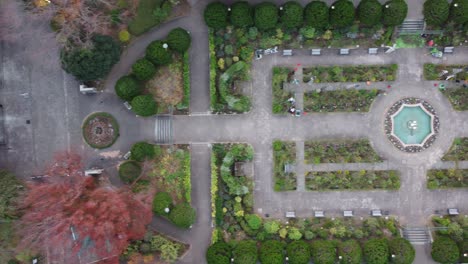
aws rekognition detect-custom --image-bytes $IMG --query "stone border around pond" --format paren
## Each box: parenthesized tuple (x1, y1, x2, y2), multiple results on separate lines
(384, 98, 440, 153)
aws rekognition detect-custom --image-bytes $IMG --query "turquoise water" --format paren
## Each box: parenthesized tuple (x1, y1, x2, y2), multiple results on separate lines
(393, 106, 432, 145)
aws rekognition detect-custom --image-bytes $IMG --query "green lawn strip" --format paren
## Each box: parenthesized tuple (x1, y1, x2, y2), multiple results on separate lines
(306, 170, 400, 191)
(442, 138, 468, 161)
(423, 64, 468, 80)
(304, 139, 383, 164)
(304, 89, 380, 112)
(272, 67, 294, 114)
(273, 140, 296, 191)
(302, 64, 398, 83)
(427, 169, 468, 189)
(441, 88, 468, 111)
(176, 51, 190, 110)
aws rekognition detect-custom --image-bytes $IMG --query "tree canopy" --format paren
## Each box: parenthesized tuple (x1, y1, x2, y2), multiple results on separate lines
(304, 1, 329, 29)
(329, 0, 356, 28)
(382, 0, 408, 26)
(358, 0, 383, 26)
(204, 2, 229, 29)
(254, 2, 279, 30)
(280, 1, 304, 28)
(230, 1, 254, 27)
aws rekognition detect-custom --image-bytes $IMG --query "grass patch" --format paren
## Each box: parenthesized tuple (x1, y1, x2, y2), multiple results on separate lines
(273, 140, 296, 191)
(395, 35, 425, 48)
(128, 0, 173, 36)
(306, 170, 400, 191)
(427, 169, 468, 189)
(423, 64, 468, 80)
(441, 87, 468, 111)
(304, 89, 380, 112)
(176, 51, 190, 111)
(442, 138, 468, 161)
(0, 222, 17, 263)
(82, 112, 119, 149)
(272, 67, 294, 114)
(305, 139, 383, 164)
(303, 64, 398, 83)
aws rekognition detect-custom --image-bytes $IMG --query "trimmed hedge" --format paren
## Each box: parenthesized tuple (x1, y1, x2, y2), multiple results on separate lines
(260, 240, 285, 264)
(364, 238, 389, 264)
(358, 0, 382, 26)
(115, 75, 142, 101)
(450, 0, 468, 24)
(130, 141, 155, 162)
(338, 240, 362, 264)
(382, 0, 408, 26)
(281, 1, 304, 29)
(424, 0, 450, 26)
(206, 242, 232, 264)
(254, 2, 279, 30)
(245, 214, 262, 230)
(388, 238, 415, 264)
(431, 236, 459, 264)
(304, 1, 329, 29)
(311, 240, 336, 264)
(329, 0, 355, 28)
(232, 240, 257, 264)
(152, 192, 173, 216)
(218, 61, 251, 112)
(204, 2, 229, 29)
(132, 58, 156, 81)
(145, 40, 173, 65)
(230, 1, 254, 27)
(287, 240, 311, 264)
(167, 28, 192, 53)
(118, 161, 142, 183)
(168, 203, 196, 228)
(131, 95, 158, 117)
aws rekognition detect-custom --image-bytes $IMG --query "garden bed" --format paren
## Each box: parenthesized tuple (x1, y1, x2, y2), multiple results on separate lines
(304, 89, 380, 112)
(306, 170, 400, 191)
(440, 87, 468, 111)
(273, 140, 296, 191)
(424, 64, 468, 81)
(272, 67, 294, 114)
(427, 169, 468, 189)
(303, 65, 398, 83)
(430, 215, 467, 264)
(304, 139, 382, 164)
(82, 112, 119, 149)
(442, 138, 468, 161)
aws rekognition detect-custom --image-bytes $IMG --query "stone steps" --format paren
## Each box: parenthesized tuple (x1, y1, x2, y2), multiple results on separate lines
(155, 115, 173, 144)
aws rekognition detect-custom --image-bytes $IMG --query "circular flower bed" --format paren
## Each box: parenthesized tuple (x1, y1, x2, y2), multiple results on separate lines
(82, 112, 119, 149)
(384, 98, 439, 152)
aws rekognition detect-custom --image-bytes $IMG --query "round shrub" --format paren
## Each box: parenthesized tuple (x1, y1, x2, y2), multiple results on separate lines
(207, 242, 231, 264)
(287, 240, 311, 264)
(130, 141, 155, 162)
(363, 238, 389, 264)
(132, 58, 156, 81)
(230, 1, 254, 27)
(388, 238, 415, 264)
(280, 1, 304, 29)
(118, 161, 141, 183)
(260, 240, 284, 264)
(358, 0, 382, 26)
(204, 2, 228, 29)
(232, 240, 257, 264)
(382, 0, 408, 26)
(131, 95, 158, 117)
(115, 75, 141, 101)
(329, 0, 355, 28)
(431, 236, 459, 264)
(145, 40, 173, 65)
(264, 220, 280, 234)
(423, 0, 449, 26)
(245, 214, 262, 230)
(118, 30, 130, 42)
(304, 1, 329, 29)
(167, 27, 191, 53)
(152, 192, 173, 215)
(288, 227, 303, 240)
(311, 240, 336, 264)
(254, 2, 279, 30)
(169, 203, 196, 228)
(338, 240, 362, 264)
(450, 0, 468, 24)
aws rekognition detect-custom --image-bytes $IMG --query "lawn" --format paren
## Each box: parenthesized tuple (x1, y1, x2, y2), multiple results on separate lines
(273, 140, 296, 191)
(306, 170, 400, 191)
(302, 65, 398, 83)
(304, 89, 380, 112)
(305, 139, 383, 164)
(427, 169, 468, 189)
(442, 138, 468, 161)
(272, 67, 294, 114)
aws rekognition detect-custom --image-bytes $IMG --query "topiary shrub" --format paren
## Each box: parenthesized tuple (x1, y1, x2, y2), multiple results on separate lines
(311, 240, 336, 264)
(245, 214, 262, 230)
(131, 95, 158, 117)
(338, 240, 362, 264)
(152, 192, 173, 215)
(280, 1, 304, 29)
(254, 2, 279, 30)
(145, 40, 173, 65)
(118, 29, 130, 43)
(363, 238, 389, 264)
(130, 141, 155, 161)
(167, 27, 192, 53)
(218, 61, 251, 112)
(329, 0, 355, 28)
(450, 0, 468, 24)
(115, 75, 142, 101)
(118, 161, 142, 183)
(232, 240, 257, 264)
(304, 1, 329, 29)
(169, 203, 196, 228)
(260, 240, 285, 264)
(431, 236, 459, 264)
(264, 220, 281, 234)
(382, 0, 408, 26)
(388, 238, 415, 264)
(423, 0, 449, 26)
(206, 242, 232, 264)
(204, 2, 229, 29)
(287, 240, 311, 264)
(132, 58, 156, 81)
(230, 1, 254, 27)
(358, 0, 382, 26)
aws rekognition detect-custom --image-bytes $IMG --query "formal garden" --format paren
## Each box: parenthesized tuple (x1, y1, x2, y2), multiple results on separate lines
(115, 27, 191, 115)
(427, 169, 468, 189)
(304, 89, 382, 112)
(304, 139, 383, 164)
(273, 140, 297, 191)
(302, 64, 398, 83)
(443, 137, 468, 161)
(430, 215, 468, 264)
(118, 142, 195, 229)
(306, 170, 401, 191)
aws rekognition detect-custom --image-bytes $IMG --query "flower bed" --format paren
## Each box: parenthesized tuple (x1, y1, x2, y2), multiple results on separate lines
(273, 140, 296, 191)
(82, 112, 119, 149)
(306, 170, 400, 191)
(441, 87, 468, 111)
(442, 138, 468, 161)
(303, 64, 398, 83)
(423, 64, 468, 80)
(430, 215, 466, 263)
(304, 89, 380, 112)
(304, 139, 382, 164)
(427, 169, 468, 189)
(272, 67, 295, 114)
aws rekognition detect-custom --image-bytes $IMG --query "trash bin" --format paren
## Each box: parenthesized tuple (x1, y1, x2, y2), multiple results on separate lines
(439, 84, 446, 90)
(295, 110, 302, 117)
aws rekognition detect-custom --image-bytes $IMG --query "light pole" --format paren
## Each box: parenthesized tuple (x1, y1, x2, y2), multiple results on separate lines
(454, 3, 458, 7)
(163, 43, 169, 50)
(331, 5, 335, 9)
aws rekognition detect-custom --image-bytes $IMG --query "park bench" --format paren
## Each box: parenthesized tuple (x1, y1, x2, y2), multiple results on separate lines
(311, 49, 321, 56)
(339, 49, 350, 55)
(283, 49, 293, 56)
(443, 46, 454, 54)
(368, 48, 378, 55)
(314, 211, 325, 218)
(84, 168, 103, 176)
(371, 209, 382, 217)
(286, 211, 296, 218)
(123, 151, 131, 160)
(448, 208, 459, 216)
(343, 210, 353, 217)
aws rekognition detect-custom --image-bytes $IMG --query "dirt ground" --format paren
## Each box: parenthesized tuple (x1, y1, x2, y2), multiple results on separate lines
(146, 56, 184, 107)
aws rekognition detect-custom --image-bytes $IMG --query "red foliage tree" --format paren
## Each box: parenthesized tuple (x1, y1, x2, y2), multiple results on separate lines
(17, 152, 152, 263)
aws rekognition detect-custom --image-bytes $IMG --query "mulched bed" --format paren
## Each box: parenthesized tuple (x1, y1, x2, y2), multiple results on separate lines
(82, 112, 119, 149)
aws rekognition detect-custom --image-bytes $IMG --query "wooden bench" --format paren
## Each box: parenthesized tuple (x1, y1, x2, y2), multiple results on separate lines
(311, 49, 321, 56)
(339, 49, 350, 55)
(443, 46, 454, 54)
(343, 210, 353, 217)
(368, 48, 378, 55)
(283, 49, 293, 56)
(314, 211, 325, 218)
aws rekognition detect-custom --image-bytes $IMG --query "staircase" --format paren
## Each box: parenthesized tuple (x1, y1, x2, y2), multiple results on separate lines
(402, 227, 431, 245)
(397, 19, 425, 35)
(155, 115, 173, 144)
